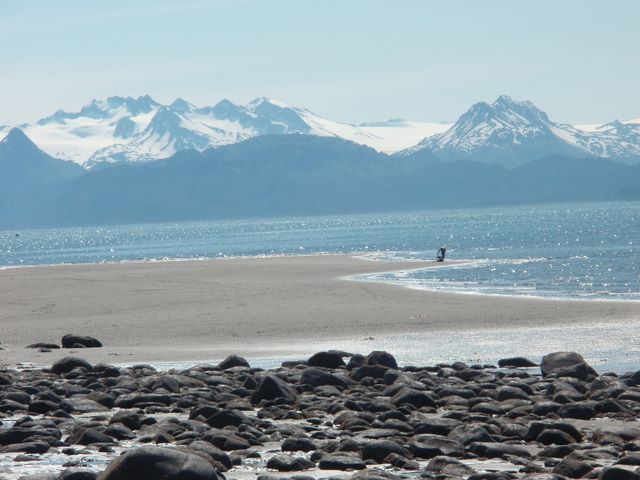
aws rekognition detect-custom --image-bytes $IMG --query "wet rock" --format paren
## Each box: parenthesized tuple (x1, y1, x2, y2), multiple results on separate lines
(498, 357, 537, 368)
(51, 357, 92, 375)
(58, 469, 99, 480)
(552, 456, 594, 478)
(0, 441, 50, 454)
(300, 368, 350, 388)
(97, 445, 219, 480)
(598, 466, 640, 480)
(391, 387, 436, 409)
(362, 440, 410, 463)
(365, 351, 398, 369)
(61, 334, 102, 348)
(536, 429, 577, 446)
(187, 440, 233, 470)
(468, 441, 532, 459)
(109, 411, 141, 431)
(266, 455, 315, 471)
(282, 437, 317, 452)
(218, 355, 250, 370)
(318, 454, 366, 470)
(206, 409, 251, 428)
(251, 375, 297, 405)
(541, 352, 597, 380)
(424, 455, 474, 476)
(385, 453, 419, 470)
(351, 365, 388, 381)
(67, 427, 115, 446)
(308, 351, 346, 369)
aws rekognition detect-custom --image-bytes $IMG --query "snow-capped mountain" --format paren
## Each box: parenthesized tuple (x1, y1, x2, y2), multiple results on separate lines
(0, 96, 448, 167)
(402, 95, 640, 167)
(1, 94, 638, 168)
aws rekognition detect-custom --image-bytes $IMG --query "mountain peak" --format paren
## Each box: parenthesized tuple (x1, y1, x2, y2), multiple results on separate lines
(170, 98, 193, 113)
(493, 94, 516, 106)
(2, 127, 35, 147)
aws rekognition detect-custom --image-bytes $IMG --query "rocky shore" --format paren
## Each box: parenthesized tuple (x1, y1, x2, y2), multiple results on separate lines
(2, 349, 640, 480)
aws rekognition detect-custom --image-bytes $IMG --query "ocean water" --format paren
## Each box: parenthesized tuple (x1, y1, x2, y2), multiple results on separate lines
(1, 201, 639, 301)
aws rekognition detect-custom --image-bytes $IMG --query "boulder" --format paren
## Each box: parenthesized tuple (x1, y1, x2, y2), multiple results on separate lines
(365, 351, 398, 369)
(498, 357, 537, 368)
(250, 375, 297, 405)
(540, 352, 597, 380)
(552, 457, 593, 478)
(281, 437, 317, 452)
(308, 351, 346, 369)
(599, 466, 640, 480)
(58, 469, 99, 480)
(61, 334, 102, 348)
(362, 440, 410, 463)
(266, 455, 315, 472)
(300, 368, 350, 388)
(97, 446, 219, 480)
(318, 454, 366, 470)
(217, 355, 250, 370)
(391, 387, 436, 408)
(50, 357, 92, 375)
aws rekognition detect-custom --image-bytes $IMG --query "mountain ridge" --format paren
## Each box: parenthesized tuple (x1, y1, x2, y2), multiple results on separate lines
(0, 95, 639, 169)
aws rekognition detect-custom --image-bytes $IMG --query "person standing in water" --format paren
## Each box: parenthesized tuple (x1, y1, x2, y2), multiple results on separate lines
(436, 246, 446, 262)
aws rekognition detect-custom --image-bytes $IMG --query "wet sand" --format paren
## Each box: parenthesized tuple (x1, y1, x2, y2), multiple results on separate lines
(0, 255, 638, 366)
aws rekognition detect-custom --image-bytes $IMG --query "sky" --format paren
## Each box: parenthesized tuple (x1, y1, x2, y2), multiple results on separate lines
(1, 0, 639, 126)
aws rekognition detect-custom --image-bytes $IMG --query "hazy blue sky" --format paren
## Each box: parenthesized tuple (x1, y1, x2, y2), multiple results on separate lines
(1, 0, 638, 125)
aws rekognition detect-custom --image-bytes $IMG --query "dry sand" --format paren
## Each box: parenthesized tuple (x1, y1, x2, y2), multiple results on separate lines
(0, 255, 638, 366)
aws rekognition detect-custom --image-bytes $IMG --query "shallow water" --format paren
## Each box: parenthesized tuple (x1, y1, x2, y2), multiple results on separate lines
(1, 201, 638, 301)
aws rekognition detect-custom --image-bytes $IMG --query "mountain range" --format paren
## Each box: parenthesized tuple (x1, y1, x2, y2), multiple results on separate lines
(1, 94, 639, 228)
(1, 95, 639, 169)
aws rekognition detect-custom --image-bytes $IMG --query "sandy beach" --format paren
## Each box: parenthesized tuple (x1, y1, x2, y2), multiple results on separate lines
(1, 254, 638, 367)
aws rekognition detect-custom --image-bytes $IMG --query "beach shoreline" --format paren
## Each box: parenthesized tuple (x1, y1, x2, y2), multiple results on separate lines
(1, 254, 638, 368)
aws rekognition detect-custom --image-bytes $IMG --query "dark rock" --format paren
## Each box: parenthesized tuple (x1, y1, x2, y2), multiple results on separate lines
(250, 375, 297, 405)
(391, 387, 436, 408)
(498, 357, 537, 368)
(67, 428, 114, 446)
(97, 445, 218, 480)
(468, 441, 532, 459)
(536, 429, 577, 446)
(425, 455, 474, 476)
(300, 368, 350, 388)
(308, 351, 346, 369)
(557, 402, 596, 420)
(206, 409, 251, 428)
(540, 352, 597, 380)
(187, 440, 233, 470)
(217, 355, 250, 370)
(26, 342, 60, 349)
(347, 354, 366, 370)
(58, 469, 99, 480)
(266, 455, 315, 472)
(362, 440, 410, 463)
(281, 437, 317, 452)
(385, 453, 419, 470)
(552, 457, 593, 478)
(599, 466, 640, 480)
(61, 334, 102, 348)
(351, 365, 388, 381)
(617, 455, 640, 466)
(109, 411, 141, 431)
(318, 454, 366, 470)
(365, 351, 398, 369)
(0, 441, 49, 454)
(51, 357, 92, 375)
